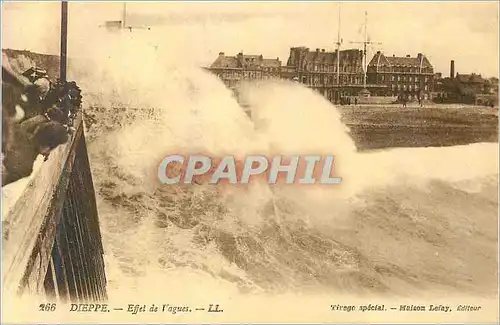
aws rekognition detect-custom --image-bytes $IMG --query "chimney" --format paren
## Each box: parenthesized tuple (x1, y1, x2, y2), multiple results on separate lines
(450, 60, 455, 79)
(417, 53, 423, 61)
(219, 52, 225, 56)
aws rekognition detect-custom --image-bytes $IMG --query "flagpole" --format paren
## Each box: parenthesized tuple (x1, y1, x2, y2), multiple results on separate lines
(122, 2, 127, 29)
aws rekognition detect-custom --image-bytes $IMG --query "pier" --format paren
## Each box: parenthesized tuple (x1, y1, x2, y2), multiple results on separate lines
(2, 1, 107, 303)
(2, 112, 108, 302)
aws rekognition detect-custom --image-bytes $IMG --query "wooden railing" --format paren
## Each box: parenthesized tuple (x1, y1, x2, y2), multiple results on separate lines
(2, 113, 107, 302)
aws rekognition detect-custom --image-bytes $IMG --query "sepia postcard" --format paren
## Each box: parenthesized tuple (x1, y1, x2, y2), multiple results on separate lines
(1, 1, 499, 324)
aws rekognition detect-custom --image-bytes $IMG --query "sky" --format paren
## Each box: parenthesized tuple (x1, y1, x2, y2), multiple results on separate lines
(1, 1, 499, 78)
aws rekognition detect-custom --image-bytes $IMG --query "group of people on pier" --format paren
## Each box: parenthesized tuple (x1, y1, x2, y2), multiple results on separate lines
(2, 58, 82, 186)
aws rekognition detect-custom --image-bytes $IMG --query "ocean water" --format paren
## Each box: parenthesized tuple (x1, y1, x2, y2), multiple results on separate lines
(68, 31, 498, 302)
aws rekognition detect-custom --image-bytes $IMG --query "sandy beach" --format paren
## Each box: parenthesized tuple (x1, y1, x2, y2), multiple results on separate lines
(341, 104, 498, 150)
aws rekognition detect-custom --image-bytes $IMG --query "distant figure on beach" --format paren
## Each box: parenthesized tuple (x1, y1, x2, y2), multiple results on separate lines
(354, 97, 358, 105)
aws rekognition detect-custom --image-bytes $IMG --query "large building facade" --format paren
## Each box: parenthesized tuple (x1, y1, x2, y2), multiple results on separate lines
(208, 52, 281, 89)
(284, 47, 370, 103)
(366, 51, 435, 99)
(208, 47, 389, 104)
(207, 48, 436, 104)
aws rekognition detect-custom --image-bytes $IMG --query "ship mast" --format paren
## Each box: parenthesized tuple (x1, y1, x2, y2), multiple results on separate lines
(336, 3, 342, 87)
(363, 11, 367, 89)
(350, 11, 382, 90)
